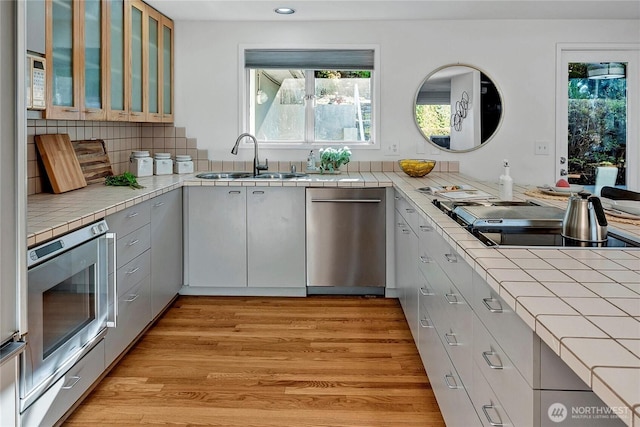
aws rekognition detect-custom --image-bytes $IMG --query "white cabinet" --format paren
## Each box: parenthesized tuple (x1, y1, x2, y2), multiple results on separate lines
(185, 186, 306, 292)
(105, 203, 152, 366)
(150, 189, 183, 317)
(20, 341, 105, 427)
(186, 187, 247, 287)
(395, 189, 626, 427)
(247, 187, 305, 287)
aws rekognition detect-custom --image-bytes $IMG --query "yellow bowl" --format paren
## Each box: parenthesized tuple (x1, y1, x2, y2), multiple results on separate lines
(398, 159, 436, 177)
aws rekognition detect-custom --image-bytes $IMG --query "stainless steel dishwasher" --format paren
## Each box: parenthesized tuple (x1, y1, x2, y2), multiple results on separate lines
(306, 188, 386, 295)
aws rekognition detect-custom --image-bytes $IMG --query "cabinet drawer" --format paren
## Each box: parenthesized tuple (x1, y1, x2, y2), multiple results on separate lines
(117, 250, 150, 297)
(473, 318, 533, 426)
(394, 191, 419, 233)
(105, 277, 151, 365)
(471, 361, 515, 427)
(21, 341, 105, 427)
(418, 302, 479, 427)
(107, 203, 150, 237)
(116, 224, 151, 268)
(421, 224, 473, 301)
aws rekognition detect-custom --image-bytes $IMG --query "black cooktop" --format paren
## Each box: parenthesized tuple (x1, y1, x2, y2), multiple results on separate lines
(473, 227, 640, 248)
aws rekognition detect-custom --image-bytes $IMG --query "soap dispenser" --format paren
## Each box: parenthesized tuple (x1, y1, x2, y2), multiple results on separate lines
(499, 159, 513, 201)
(307, 150, 317, 171)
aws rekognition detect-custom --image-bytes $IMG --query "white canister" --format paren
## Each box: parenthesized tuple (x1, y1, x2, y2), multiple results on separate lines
(129, 151, 153, 177)
(154, 153, 173, 175)
(174, 155, 194, 174)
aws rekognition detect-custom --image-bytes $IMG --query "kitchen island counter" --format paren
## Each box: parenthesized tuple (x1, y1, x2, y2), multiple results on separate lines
(27, 171, 640, 425)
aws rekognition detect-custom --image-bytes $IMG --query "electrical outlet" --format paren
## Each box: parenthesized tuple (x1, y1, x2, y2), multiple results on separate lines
(384, 142, 399, 156)
(535, 141, 550, 155)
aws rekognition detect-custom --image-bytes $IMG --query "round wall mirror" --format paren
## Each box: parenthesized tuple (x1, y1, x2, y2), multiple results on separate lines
(414, 64, 503, 152)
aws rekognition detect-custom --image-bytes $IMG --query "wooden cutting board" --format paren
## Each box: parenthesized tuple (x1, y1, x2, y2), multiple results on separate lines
(35, 134, 87, 193)
(72, 139, 114, 184)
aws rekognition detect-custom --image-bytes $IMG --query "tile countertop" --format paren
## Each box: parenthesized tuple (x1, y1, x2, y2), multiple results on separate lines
(388, 172, 640, 427)
(28, 171, 640, 425)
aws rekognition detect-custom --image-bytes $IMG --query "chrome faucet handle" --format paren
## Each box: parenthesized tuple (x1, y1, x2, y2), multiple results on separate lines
(290, 164, 296, 173)
(256, 158, 269, 171)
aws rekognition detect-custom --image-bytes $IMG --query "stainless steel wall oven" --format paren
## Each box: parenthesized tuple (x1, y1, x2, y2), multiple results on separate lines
(21, 220, 116, 411)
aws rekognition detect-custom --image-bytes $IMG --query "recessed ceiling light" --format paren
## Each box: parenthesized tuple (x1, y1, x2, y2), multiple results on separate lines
(274, 7, 295, 15)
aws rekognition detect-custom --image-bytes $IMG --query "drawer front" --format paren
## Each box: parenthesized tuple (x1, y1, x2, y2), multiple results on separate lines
(394, 191, 419, 233)
(418, 302, 480, 427)
(471, 270, 537, 387)
(116, 224, 151, 268)
(105, 277, 151, 366)
(471, 361, 515, 427)
(21, 341, 105, 427)
(106, 203, 151, 237)
(116, 250, 151, 297)
(473, 318, 534, 426)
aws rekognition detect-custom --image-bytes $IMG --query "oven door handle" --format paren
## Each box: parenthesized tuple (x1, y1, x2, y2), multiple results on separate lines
(106, 232, 118, 328)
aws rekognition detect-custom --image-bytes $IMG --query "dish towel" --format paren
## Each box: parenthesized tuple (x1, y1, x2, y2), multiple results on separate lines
(594, 166, 617, 196)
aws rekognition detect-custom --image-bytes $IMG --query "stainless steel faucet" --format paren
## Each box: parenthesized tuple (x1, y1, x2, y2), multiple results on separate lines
(230, 133, 268, 176)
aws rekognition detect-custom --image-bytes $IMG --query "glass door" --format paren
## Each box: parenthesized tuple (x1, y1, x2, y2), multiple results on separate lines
(107, 0, 128, 120)
(129, 0, 145, 121)
(46, 0, 81, 120)
(82, 0, 105, 120)
(557, 48, 639, 193)
(147, 8, 162, 122)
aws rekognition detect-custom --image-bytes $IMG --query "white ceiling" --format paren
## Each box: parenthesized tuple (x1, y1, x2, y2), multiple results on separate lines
(146, 0, 640, 21)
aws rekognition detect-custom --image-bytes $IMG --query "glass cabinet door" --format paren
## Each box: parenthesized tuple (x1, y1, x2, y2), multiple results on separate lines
(147, 8, 162, 122)
(161, 17, 173, 122)
(107, 0, 128, 120)
(82, 0, 105, 120)
(129, 0, 145, 121)
(46, 0, 80, 119)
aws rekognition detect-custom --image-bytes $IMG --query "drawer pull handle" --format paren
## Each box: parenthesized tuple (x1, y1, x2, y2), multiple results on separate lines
(419, 225, 433, 232)
(419, 287, 434, 296)
(444, 293, 462, 304)
(444, 253, 458, 263)
(126, 267, 140, 275)
(482, 404, 504, 426)
(444, 374, 462, 389)
(482, 350, 504, 370)
(402, 229, 411, 234)
(63, 108, 79, 113)
(127, 239, 140, 246)
(419, 255, 432, 264)
(61, 376, 81, 390)
(419, 317, 434, 328)
(405, 208, 415, 213)
(153, 202, 165, 207)
(444, 332, 459, 346)
(124, 294, 139, 303)
(394, 196, 400, 200)
(397, 222, 406, 227)
(229, 190, 242, 195)
(126, 212, 139, 218)
(253, 190, 265, 195)
(482, 297, 503, 313)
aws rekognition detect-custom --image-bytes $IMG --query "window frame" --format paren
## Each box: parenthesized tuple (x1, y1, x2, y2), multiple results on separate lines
(238, 44, 380, 150)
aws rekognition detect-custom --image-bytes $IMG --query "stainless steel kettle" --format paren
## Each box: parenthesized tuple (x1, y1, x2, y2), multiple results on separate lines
(562, 193, 608, 242)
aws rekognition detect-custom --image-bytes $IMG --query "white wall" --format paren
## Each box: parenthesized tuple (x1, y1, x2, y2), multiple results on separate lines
(173, 18, 639, 185)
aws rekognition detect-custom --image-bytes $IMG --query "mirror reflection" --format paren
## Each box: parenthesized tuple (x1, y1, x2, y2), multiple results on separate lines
(414, 65, 503, 152)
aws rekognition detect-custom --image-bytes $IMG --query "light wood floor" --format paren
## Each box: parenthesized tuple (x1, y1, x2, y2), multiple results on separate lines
(65, 296, 446, 427)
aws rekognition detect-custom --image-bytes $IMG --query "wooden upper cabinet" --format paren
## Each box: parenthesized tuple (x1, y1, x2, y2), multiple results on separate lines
(45, 0, 173, 123)
(160, 16, 174, 122)
(45, 0, 107, 120)
(106, 0, 129, 121)
(128, 0, 146, 122)
(146, 6, 163, 122)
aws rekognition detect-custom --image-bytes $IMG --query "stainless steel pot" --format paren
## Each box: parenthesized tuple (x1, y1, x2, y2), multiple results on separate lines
(562, 193, 608, 242)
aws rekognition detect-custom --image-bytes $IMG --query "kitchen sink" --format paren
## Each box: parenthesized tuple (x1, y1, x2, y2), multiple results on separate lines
(253, 172, 309, 179)
(195, 172, 253, 179)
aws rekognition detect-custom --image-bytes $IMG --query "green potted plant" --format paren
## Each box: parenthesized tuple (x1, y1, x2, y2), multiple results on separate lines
(319, 146, 351, 173)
